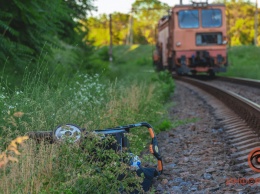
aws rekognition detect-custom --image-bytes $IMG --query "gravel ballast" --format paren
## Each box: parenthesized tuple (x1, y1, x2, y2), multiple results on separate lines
(152, 81, 259, 194)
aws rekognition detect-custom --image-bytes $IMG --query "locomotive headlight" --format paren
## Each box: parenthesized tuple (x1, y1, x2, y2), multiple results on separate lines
(176, 42, 181, 46)
(222, 36, 228, 44)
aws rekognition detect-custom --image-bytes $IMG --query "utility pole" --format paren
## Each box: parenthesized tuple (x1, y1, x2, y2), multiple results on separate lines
(109, 14, 113, 62)
(254, 0, 258, 46)
(130, 12, 133, 45)
(127, 12, 131, 45)
(127, 9, 134, 45)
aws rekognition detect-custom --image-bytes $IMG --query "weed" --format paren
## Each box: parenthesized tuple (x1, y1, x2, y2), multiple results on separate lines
(157, 119, 172, 131)
(0, 136, 28, 168)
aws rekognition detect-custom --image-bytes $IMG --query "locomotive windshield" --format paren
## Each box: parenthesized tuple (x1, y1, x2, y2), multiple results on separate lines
(178, 9, 222, 28)
(202, 9, 222, 27)
(178, 10, 199, 28)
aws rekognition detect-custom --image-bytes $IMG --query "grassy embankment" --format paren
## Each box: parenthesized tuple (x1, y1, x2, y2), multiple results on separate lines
(222, 46, 260, 80)
(0, 45, 175, 193)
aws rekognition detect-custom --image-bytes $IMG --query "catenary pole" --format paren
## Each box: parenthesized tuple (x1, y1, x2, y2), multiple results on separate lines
(255, 0, 258, 46)
(109, 14, 113, 62)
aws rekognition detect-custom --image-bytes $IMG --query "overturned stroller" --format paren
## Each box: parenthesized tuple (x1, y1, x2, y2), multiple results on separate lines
(28, 122, 163, 193)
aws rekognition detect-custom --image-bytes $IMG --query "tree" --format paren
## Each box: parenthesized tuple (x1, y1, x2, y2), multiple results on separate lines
(131, 0, 170, 44)
(86, 14, 110, 46)
(58, 0, 96, 44)
(0, 0, 66, 69)
(86, 13, 129, 46)
(86, 0, 170, 46)
(0, 0, 95, 85)
(224, 0, 259, 45)
(111, 12, 129, 44)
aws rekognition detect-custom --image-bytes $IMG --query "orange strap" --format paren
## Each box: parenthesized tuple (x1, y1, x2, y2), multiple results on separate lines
(148, 128, 155, 138)
(158, 160, 163, 171)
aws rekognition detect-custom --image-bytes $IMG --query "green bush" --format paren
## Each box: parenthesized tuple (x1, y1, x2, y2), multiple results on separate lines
(152, 71, 175, 102)
(157, 119, 172, 131)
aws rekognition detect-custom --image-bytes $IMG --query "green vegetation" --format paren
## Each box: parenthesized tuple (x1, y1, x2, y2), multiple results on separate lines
(0, 1, 175, 191)
(0, 0, 95, 88)
(221, 46, 260, 79)
(225, 0, 259, 46)
(0, 44, 175, 193)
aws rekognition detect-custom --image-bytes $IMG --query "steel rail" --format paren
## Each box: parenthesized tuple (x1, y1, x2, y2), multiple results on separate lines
(216, 76, 260, 89)
(173, 75, 260, 136)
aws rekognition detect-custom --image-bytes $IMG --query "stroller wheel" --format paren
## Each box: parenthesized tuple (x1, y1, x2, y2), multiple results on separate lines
(54, 124, 82, 143)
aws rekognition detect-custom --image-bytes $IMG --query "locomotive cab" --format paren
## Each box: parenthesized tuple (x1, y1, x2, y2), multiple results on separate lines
(155, 2, 228, 76)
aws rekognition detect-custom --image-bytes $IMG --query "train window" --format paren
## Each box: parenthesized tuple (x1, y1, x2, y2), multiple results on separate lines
(178, 10, 199, 28)
(201, 9, 222, 28)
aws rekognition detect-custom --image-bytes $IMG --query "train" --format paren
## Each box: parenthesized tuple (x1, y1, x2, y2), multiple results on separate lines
(153, 1, 228, 76)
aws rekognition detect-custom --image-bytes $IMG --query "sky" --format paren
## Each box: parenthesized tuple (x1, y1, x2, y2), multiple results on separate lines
(92, 0, 207, 16)
(92, 0, 260, 16)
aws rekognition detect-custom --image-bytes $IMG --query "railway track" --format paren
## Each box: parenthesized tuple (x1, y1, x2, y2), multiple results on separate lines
(173, 75, 260, 179)
(217, 76, 260, 89)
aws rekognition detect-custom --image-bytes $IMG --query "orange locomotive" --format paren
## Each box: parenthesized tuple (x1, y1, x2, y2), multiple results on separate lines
(153, 2, 228, 76)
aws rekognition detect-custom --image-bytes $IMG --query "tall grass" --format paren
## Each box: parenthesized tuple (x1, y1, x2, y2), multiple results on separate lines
(221, 46, 260, 80)
(0, 137, 144, 194)
(0, 45, 175, 193)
